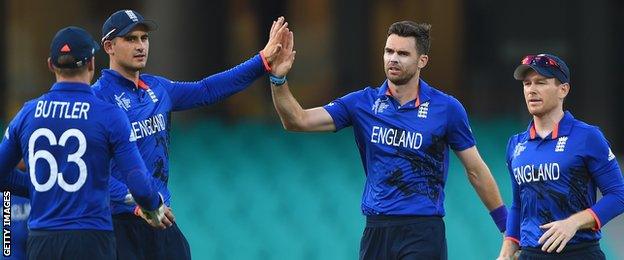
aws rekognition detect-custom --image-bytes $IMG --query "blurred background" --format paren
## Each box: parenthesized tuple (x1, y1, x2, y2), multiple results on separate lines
(2, 0, 623, 259)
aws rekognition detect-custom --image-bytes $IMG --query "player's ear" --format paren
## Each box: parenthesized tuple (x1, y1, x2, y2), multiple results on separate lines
(47, 57, 55, 73)
(103, 39, 114, 55)
(418, 54, 429, 69)
(88, 57, 95, 72)
(559, 82, 570, 100)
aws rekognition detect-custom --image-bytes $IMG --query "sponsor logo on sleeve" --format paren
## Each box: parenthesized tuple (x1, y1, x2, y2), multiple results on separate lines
(608, 148, 616, 161)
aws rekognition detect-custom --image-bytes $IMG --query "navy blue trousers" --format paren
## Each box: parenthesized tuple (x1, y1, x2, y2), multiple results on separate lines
(113, 213, 191, 260)
(27, 230, 115, 260)
(360, 215, 447, 260)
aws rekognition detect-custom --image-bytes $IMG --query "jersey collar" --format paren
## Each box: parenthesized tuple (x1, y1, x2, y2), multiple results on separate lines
(101, 69, 151, 90)
(525, 111, 575, 140)
(377, 78, 432, 108)
(50, 82, 94, 94)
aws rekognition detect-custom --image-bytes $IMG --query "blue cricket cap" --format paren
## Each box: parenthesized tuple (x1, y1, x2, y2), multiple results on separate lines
(513, 54, 570, 84)
(50, 26, 99, 69)
(101, 10, 157, 43)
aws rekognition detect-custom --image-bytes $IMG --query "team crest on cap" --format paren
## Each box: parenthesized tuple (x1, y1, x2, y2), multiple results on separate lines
(125, 10, 139, 22)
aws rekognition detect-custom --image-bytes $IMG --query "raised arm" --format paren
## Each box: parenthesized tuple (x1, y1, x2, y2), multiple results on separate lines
(268, 28, 336, 132)
(163, 17, 292, 111)
(271, 84, 335, 132)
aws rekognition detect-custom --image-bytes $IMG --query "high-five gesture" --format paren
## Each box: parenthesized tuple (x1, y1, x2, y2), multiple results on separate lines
(261, 17, 290, 67)
(271, 28, 296, 77)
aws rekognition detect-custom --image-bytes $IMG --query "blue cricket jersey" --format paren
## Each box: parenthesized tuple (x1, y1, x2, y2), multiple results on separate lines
(323, 79, 476, 216)
(0, 82, 160, 231)
(91, 54, 266, 214)
(505, 111, 624, 247)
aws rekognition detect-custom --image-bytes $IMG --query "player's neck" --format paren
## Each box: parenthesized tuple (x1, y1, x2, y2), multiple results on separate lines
(110, 63, 141, 87)
(55, 75, 91, 85)
(388, 74, 420, 106)
(532, 108, 564, 138)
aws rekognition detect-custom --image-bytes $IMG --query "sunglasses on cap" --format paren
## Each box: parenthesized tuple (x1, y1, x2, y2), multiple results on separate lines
(520, 55, 565, 75)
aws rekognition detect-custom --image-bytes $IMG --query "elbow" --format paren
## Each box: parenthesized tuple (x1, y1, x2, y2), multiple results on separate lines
(280, 115, 307, 132)
(282, 121, 304, 132)
(466, 169, 480, 183)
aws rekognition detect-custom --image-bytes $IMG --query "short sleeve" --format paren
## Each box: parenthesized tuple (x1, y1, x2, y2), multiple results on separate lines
(322, 89, 365, 131)
(445, 97, 476, 151)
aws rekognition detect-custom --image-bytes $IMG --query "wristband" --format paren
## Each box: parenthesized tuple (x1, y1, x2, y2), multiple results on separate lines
(490, 205, 508, 233)
(259, 52, 271, 72)
(269, 74, 287, 86)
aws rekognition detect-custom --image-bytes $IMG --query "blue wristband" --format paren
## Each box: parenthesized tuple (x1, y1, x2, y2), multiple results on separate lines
(269, 74, 287, 86)
(490, 205, 508, 233)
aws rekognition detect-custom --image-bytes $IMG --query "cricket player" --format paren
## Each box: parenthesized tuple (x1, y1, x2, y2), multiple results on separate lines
(269, 21, 508, 259)
(94, 10, 290, 259)
(497, 54, 624, 259)
(0, 26, 168, 259)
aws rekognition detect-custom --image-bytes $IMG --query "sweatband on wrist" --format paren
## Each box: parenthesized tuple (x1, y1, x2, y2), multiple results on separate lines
(259, 52, 272, 72)
(490, 205, 508, 233)
(269, 74, 287, 86)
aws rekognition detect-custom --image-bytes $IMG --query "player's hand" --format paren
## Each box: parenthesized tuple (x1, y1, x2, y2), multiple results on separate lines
(496, 251, 520, 260)
(136, 203, 168, 229)
(261, 16, 289, 66)
(164, 206, 176, 224)
(497, 238, 519, 260)
(135, 204, 175, 229)
(135, 194, 174, 229)
(270, 29, 296, 78)
(538, 218, 578, 253)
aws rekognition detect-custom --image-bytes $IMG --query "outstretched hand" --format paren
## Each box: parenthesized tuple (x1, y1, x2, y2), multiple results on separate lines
(270, 28, 296, 78)
(261, 17, 289, 66)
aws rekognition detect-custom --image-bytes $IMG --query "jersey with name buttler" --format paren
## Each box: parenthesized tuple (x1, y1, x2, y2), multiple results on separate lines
(323, 79, 475, 216)
(0, 82, 157, 230)
(505, 111, 623, 247)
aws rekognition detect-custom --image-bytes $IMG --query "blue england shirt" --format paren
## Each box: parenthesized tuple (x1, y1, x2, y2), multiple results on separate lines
(323, 79, 476, 216)
(92, 54, 266, 214)
(505, 111, 624, 247)
(0, 82, 160, 231)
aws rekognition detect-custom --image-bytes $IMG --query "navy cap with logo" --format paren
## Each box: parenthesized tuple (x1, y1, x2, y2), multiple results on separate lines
(50, 26, 99, 69)
(513, 54, 570, 84)
(101, 10, 157, 43)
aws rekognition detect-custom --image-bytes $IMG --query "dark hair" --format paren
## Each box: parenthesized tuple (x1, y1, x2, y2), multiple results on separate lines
(387, 21, 431, 55)
(53, 55, 89, 77)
